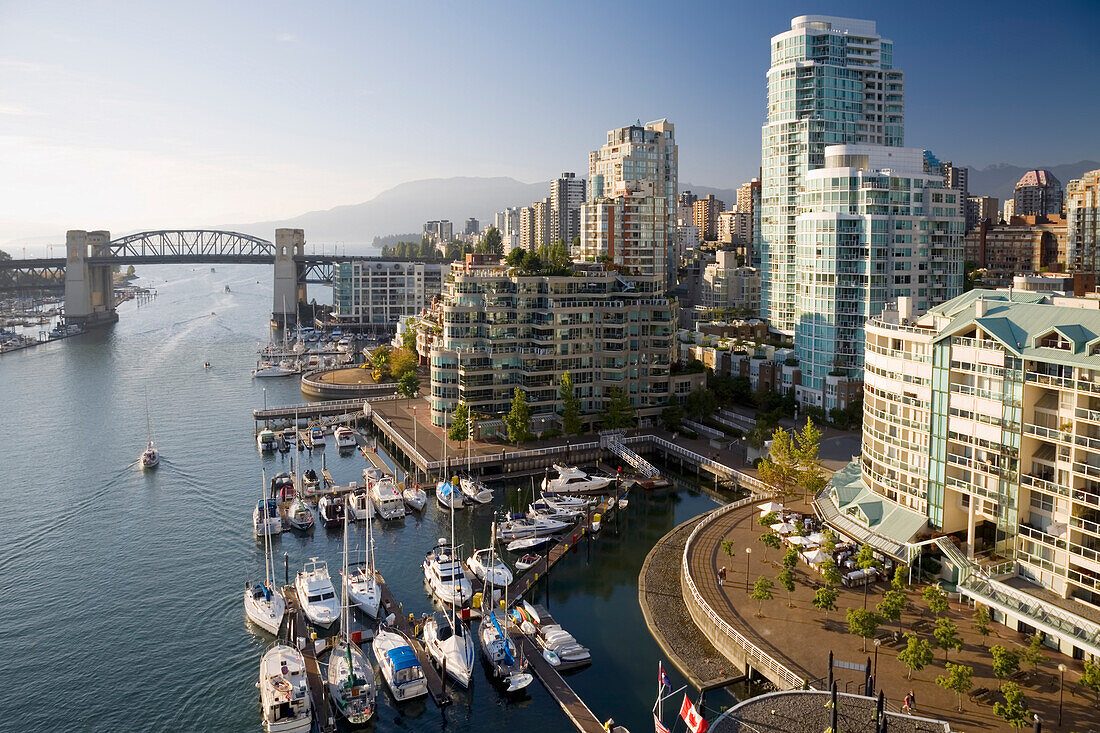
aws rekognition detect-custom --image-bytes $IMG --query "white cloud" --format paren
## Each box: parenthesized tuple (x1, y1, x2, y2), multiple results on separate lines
(275, 33, 298, 43)
(0, 104, 36, 116)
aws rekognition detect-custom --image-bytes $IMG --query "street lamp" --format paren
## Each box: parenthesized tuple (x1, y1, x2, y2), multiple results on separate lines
(1058, 663, 1066, 726)
(745, 547, 752, 594)
(873, 638, 881, 680)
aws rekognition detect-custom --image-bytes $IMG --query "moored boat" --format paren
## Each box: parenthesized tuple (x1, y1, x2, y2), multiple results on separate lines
(423, 541, 473, 607)
(369, 476, 406, 521)
(435, 479, 464, 511)
(497, 514, 570, 541)
(318, 494, 344, 527)
(258, 643, 311, 732)
(466, 547, 513, 588)
(540, 464, 612, 495)
(294, 558, 339, 628)
(459, 475, 493, 504)
(401, 482, 427, 512)
(346, 490, 374, 520)
(287, 497, 314, 532)
(422, 610, 475, 688)
(372, 626, 428, 702)
(254, 498, 283, 537)
(333, 426, 357, 449)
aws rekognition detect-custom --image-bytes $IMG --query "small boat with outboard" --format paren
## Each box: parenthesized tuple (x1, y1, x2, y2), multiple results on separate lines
(288, 497, 314, 532)
(497, 513, 570, 541)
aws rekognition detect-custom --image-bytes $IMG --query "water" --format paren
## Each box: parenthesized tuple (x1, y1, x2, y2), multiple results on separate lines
(0, 265, 727, 732)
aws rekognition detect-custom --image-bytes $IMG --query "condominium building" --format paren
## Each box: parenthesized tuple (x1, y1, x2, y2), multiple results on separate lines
(821, 290, 1100, 660)
(737, 178, 761, 253)
(964, 215, 1066, 287)
(423, 220, 454, 243)
(699, 251, 759, 312)
(579, 185, 669, 280)
(331, 259, 448, 333)
(1014, 170, 1064, 218)
(760, 15, 905, 336)
(464, 218, 480, 236)
(1066, 169, 1100, 272)
(549, 172, 586, 246)
(941, 160, 969, 200)
(966, 195, 1000, 231)
(793, 143, 964, 410)
(520, 198, 551, 252)
(427, 258, 684, 431)
(494, 207, 522, 240)
(692, 194, 725, 242)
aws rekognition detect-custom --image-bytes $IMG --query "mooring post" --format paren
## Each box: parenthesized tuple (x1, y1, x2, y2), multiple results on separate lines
(830, 681, 838, 733)
(827, 650, 834, 690)
(284, 552, 289, 585)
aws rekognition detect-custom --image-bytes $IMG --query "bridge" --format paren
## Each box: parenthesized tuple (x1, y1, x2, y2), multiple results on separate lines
(0, 228, 341, 327)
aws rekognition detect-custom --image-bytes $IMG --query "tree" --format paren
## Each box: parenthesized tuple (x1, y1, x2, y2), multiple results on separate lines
(898, 634, 933, 680)
(990, 645, 1020, 680)
(973, 605, 992, 646)
(758, 510, 779, 532)
(505, 247, 526, 268)
(856, 544, 881, 572)
(782, 546, 799, 571)
(504, 388, 531, 443)
(370, 345, 391, 381)
(877, 590, 906, 636)
(933, 617, 963, 661)
(388, 347, 418, 379)
(993, 682, 1030, 729)
(891, 564, 908, 592)
(812, 587, 838, 618)
(936, 663, 974, 711)
(398, 371, 420, 404)
(793, 418, 826, 500)
(922, 584, 949, 616)
(846, 608, 880, 652)
(757, 427, 799, 496)
(751, 577, 773, 617)
(758, 531, 782, 562)
(559, 372, 582, 435)
(481, 226, 503, 255)
(1080, 658, 1100, 706)
(660, 403, 683, 432)
(1020, 632, 1044, 670)
(720, 539, 735, 562)
(684, 387, 718, 420)
(821, 528, 838, 555)
(822, 560, 843, 588)
(125, 264, 136, 277)
(401, 318, 417, 351)
(602, 386, 635, 430)
(448, 401, 470, 443)
(0, 248, 10, 260)
(777, 566, 796, 607)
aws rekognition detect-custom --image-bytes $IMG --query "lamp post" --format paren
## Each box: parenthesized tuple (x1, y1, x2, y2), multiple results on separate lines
(745, 547, 752, 594)
(1057, 663, 1066, 727)
(873, 638, 881, 681)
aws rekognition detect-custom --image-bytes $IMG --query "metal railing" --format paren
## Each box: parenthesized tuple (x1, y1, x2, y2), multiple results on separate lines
(681, 497, 808, 690)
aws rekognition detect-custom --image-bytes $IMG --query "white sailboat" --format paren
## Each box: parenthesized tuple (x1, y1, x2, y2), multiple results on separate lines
(140, 391, 159, 468)
(458, 428, 493, 503)
(401, 479, 428, 512)
(246, 470, 287, 635)
(435, 412, 464, 510)
(343, 497, 381, 618)
(258, 643, 312, 732)
(326, 511, 376, 724)
(466, 532, 514, 588)
(373, 625, 429, 702)
(478, 530, 532, 692)
(423, 540, 473, 607)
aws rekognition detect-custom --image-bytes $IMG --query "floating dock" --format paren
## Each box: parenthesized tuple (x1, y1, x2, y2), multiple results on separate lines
(281, 585, 336, 733)
(514, 633, 622, 732)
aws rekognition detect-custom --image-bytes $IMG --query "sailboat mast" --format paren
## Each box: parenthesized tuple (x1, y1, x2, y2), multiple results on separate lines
(262, 468, 272, 585)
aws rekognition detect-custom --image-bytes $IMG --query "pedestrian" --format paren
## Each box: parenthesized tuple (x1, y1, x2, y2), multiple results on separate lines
(902, 691, 914, 714)
(717, 566, 727, 585)
(909, 689, 916, 712)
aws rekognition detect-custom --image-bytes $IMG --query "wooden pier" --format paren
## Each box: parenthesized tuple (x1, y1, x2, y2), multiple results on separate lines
(515, 633, 624, 732)
(281, 586, 336, 733)
(373, 571, 451, 707)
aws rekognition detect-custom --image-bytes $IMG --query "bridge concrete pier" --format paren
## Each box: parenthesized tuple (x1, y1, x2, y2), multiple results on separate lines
(272, 228, 306, 328)
(64, 230, 118, 327)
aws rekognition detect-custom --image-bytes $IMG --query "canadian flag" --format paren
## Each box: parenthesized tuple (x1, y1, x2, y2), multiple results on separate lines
(679, 694, 708, 733)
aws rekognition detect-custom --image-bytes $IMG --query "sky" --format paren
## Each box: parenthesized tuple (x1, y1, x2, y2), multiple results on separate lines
(2, 0, 1099, 246)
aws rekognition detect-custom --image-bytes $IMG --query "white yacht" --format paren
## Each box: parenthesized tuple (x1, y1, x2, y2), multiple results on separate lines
(423, 541, 473, 607)
(346, 490, 374, 520)
(541, 464, 612, 495)
(257, 429, 277, 452)
(287, 497, 314, 532)
(308, 427, 326, 448)
(459, 475, 494, 504)
(529, 501, 582, 523)
(373, 626, 428, 702)
(423, 610, 475, 688)
(253, 361, 297, 378)
(333, 426, 357, 449)
(435, 479, 464, 511)
(343, 563, 381, 618)
(538, 493, 593, 511)
(140, 439, 159, 469)
(294, 558, 339, 628)
(497, 514, 570, 541)
(369, 476, 406, 520)
(466, 547, 513, 588)
(254, 499, 283, 537)
(401, 482, 427, 512)
(258, 643, 311, 733)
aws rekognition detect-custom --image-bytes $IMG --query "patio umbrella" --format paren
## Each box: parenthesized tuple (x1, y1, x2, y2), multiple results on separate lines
(771, 522, 795, 534)
(757, 501, 785, 514)
(786, 535, 809, 546)
(802, 548, 829, 564)
(806, 532, 825, 545)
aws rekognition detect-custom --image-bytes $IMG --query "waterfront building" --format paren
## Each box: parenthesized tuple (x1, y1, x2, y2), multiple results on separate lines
(1014, 169, 1064, 218)
(1066, 169, 1100, 273)
(964, 215, 1067, 287)
(692, 194, 725, 242)
(821, 290, 1100, 659)
(549, 172, 586, 247)
(966, 195, 1000, 231)
(760, 15, 905, 337)
(793, 143, 963, 411)
(427, 257, 692, 431)
(331, 259, 448, 333)
(699, 251, 759, 313)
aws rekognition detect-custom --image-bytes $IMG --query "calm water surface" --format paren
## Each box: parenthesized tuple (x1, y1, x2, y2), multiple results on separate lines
(0, 266, 727, 732)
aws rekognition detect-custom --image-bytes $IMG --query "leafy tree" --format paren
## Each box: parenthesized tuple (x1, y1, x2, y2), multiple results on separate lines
(856, 544, 881, 572)
(777, 566, 796, 607)
(758, 510, 779, 531)
(684, 387, 718, 420)
(401, 318, 417, 351)
(660, 403, 683, 432)
(520, 250, 542, 272)
(993, 682, 1030, 729)
(398, 371, 420, 404)
(973, 605, 992, 646)
(720, 540, 735, 567)
(933, 617, 963, 661)
(505, 247, 526, 267)
(782, 546, 799, 571)
(1080, 658, 1100, 706)
(602, 386, 635, 430)
(559, 372, 582, 435)
(1020, 632, 1044, 670)
(877, 590, 906, 635)
(504, 388, 531, 443)
(821, 528, 838, 555)
(370, 345, 391, 381)
(922, 584, 949, 616)
(758, 531, 782, 562)
(846, 608, 880, 652)
(448, 401, 470, 443)
(936, 662, 974, 711)
(757, 427, 799, 496)
(751, 576, 773, 617)
(822, 560, 843, 588)
(125, 265, 136, 277)
(891, 564, 908, 592)
(388, 347, 418, 379)
(793, 418, 826, 499)
(990, 645, 1020, 679)
(0, 248, 10, 260)
(898, 634, 933, 680)
(480, 226, 503, 255)
(812, 587, 838, 618)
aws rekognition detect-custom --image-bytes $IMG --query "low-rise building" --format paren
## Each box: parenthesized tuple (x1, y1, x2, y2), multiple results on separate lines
(331, 259, 448, 334)
(964, 215, 1067, 286)
(699, 251, 759, 313)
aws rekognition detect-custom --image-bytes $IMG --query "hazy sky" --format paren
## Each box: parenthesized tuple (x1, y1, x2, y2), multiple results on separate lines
(2, 0, 1098, 244)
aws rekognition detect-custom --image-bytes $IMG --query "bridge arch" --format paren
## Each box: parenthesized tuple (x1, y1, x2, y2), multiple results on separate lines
(106, 230, 275, 259)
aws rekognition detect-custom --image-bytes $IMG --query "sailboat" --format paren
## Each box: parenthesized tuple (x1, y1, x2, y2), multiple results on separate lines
(140, 392, 159, 468)
(343, 495, 381, 618)
(435, 408, 464, 510)
(458, 424, 493, 503)
(245, 469, 287, 635)
(326, 511, 376, 724)
(477, 521, 532, 692)
(422, 452, 476, 687)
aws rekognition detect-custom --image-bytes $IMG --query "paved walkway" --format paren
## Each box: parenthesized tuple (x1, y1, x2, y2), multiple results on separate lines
(686, 496, 1099, 731)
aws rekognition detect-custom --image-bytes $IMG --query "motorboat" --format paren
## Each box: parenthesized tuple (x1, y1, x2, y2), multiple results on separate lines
(522, 603, 590, 666)
(302, 469, 319, 493)
(514, 554, 539, 572)
(281, 428, 296, 446)
(466, 548, 513, 588)
(245, 579, 286, 636)
(294, 558, 339, 628)
(257, 429, 277, 452)
(361, 466, 384, 489)
(506, 536, 553, 553)
(422, 610, 475, 688)
(423, 541, 473, 606)
(373, 626, 428, 702)
(497, 514, 570, 541)
(538, 493, 593, 511)
(333, 426, 357, 449)
(332, 326, 344, 338)
(254, 499, 283, 537)
(540, 464, 612, 495)
(318, 494, 344, 527)
(343, 563, 381, 618)
(458, 475, 493, 504)
(224, 284, 231, 293)
(529, 501, 582, 523)
(370, 476, 406, 521)
(140, 439, 159, 469)
(308, 427, 326, 448)
(336, 338, 352, 353)
(346, 490, 374, 520)
(270, 472, 296, 503)
(479, 611, 532, 692)
(287, 497, 314, 532)
(253, 361, 297, 378)
(401, 482, 427, 512)
(258, 643, 311, 733)
(276, 434, 289, 453)
(435, 479, 464, 511)
(327, 513, 376, 725)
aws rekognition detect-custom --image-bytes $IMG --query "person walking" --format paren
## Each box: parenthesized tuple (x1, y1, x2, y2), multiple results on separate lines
(902, 691, 914, 714)
(717, 566, 727, 585)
